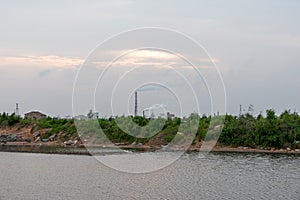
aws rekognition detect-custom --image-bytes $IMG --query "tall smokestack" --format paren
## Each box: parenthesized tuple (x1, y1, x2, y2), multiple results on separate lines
(134, 91, 138, 116)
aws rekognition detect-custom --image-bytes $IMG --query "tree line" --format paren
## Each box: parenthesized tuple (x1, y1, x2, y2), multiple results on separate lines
(0, 109, 299, 149)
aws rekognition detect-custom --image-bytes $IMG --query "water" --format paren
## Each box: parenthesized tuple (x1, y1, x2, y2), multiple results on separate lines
(0, 152, 299, 200)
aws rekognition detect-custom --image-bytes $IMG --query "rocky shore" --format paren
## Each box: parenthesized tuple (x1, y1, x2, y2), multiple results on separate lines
(1, 141, 300, 155)
(0, 123, 299, 155)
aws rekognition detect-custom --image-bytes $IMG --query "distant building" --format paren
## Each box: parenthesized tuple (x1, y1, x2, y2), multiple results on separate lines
(167, 112, 175, 119)
(64, 115, 72, 119)
(74, 115, 88, 120)
(73, 109, 99, 120)
(142, 104, 167, 119)
(87, 109, 99, 119)
(24, 111, 47, 120)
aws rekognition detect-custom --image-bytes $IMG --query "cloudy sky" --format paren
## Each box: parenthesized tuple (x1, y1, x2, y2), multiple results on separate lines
(0, 0, 299, 117)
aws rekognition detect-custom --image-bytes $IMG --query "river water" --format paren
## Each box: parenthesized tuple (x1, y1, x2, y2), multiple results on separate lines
(0, 152, 299, 200)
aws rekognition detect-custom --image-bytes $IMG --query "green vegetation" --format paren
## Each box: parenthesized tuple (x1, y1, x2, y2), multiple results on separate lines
(37, 118, 77, 140)
(220, 110, 300, 149)
(0, 109, 299, 149)
(0, 113, 21, 126)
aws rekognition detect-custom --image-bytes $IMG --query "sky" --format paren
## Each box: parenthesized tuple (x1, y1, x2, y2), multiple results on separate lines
(0, 0, 299, 117)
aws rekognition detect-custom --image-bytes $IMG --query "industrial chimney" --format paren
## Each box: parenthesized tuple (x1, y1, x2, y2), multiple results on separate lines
(134, 91, 138, 116)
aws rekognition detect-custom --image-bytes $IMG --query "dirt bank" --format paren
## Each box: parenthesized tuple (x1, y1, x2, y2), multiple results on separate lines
(1, 142, 299, 155)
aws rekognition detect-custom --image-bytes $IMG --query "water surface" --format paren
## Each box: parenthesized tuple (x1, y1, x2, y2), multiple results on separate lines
(0, 152, 299, 199)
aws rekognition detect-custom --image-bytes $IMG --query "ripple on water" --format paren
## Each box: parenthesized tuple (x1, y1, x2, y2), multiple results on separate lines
(0, 152, 299, 200)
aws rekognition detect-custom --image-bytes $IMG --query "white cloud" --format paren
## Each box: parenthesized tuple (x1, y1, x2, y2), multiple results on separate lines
(91, 50, 219, 71)
(0, 55, 84, 70)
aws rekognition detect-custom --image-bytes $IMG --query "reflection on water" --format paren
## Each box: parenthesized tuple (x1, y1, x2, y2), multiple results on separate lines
(0, 152, 299, 200)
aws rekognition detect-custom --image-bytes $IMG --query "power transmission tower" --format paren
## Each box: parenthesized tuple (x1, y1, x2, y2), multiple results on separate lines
(15, 103, 20, 116)
(239, 105, 242, 116)
(248, 104, 254, 116)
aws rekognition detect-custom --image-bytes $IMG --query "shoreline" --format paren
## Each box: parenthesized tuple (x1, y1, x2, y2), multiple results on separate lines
(0, 142, 299, 156)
